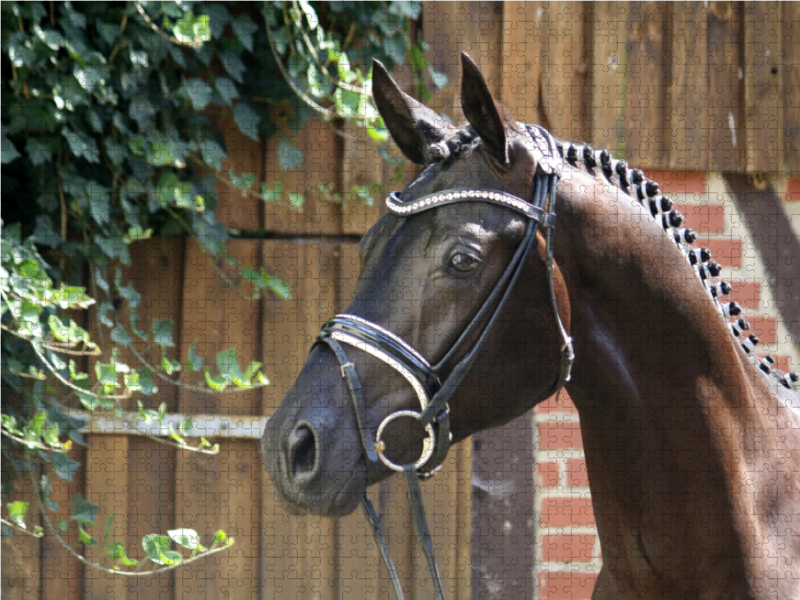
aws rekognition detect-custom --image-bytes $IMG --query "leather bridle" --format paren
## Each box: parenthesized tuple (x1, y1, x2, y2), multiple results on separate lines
(312, 125, 574, 600)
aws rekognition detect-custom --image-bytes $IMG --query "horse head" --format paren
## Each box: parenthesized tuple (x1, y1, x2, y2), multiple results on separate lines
(262, 54, 570, 516)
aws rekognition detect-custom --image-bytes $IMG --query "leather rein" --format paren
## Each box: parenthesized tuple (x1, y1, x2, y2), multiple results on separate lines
(313, 125, 574, 600)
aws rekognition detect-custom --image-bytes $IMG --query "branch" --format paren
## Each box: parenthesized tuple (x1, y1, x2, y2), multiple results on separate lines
(0, 517, 43, 538)
(126, 343, 268, 396)
(134, 2, 201, 49)
(29, 468, 233, 577)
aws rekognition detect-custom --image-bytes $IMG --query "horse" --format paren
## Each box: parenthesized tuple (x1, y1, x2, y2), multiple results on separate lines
(262, 53, 800, 599)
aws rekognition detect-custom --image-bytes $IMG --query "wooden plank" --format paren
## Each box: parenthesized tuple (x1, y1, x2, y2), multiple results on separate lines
(211, 107, 263, 231)
(540, 2, 590, 141)
(1, 469, 42, 600)
(263, 116, 342, 236)
(423, 1, 505, 122)
(592, 2, 628, 155)
(501, 1, 546, 124)
(708, 1, 744, 172)
(260, 241, 338, 600)
(335, 241, 380, 600)
(83, 433, 129, 600)
(120, 237, 184, 599)
(744, 1, 781, 173)
(176, 239, 261, 600)
(625, 1, 666, 168)
(666, 2, 709, 171)
(782, 2, 800, 174)
(341, 126, 386, 236)
(41, 445, 84, 600)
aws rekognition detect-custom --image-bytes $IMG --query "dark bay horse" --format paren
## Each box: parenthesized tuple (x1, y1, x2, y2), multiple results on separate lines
(262, 54, 800, 599)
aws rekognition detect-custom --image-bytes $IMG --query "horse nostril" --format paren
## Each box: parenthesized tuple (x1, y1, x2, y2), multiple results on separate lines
(288, 424, 318, 482)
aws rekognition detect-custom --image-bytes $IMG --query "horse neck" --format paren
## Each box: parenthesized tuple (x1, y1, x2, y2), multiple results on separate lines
(550, 167, 788, 574)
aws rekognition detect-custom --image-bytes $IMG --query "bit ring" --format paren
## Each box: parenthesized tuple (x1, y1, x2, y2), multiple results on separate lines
(374, 410, 435, 472)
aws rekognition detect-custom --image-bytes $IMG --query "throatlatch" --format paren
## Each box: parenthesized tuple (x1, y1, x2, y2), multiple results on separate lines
(314, 125, 572, 600)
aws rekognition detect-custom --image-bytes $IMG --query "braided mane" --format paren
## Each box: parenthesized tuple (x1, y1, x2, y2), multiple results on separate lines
(551, 138, 800, 391)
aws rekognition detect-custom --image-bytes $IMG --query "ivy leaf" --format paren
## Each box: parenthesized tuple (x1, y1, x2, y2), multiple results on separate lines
(183, 78, 214, 110)
(199, 139, 227, 171)
(213, 76, 239, 106)
(62, 128, 99, 163)
(110, 325, 132, 347)
(110, 542, 139, 567)
(1, 126, 21, 163)
(7, 501, 30, 529)
(168, 528, 203, 551)
(142, 534, 182, 566)
(152, 319, 176, 348)
(204, 370, 228, 392)
(187, 341, 203, 372)
(232, 102, 259, 141)
(219, 51, 245, 82)
(277, 135, 303, 170)
(233, 14, 257, 52)
(136, 368, 157, 395)
(71, 493, 98, 525)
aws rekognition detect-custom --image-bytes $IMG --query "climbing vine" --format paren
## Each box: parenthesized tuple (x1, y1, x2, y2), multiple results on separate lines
(1, 0, 437, 575)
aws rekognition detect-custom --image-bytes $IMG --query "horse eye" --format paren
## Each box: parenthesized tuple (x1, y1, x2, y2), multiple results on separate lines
(449, 252, 481, 273)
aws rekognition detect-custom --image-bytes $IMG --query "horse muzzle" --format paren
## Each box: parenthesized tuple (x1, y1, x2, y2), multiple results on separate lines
(261, 377, 368, 516)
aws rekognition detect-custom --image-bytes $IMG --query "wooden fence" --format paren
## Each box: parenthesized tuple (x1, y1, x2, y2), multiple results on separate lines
(3, 3, 800, 600)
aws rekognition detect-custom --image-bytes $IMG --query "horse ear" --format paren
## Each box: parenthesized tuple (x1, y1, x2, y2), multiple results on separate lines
(372, 59, 455, 165)
(460, 53, 519, 165)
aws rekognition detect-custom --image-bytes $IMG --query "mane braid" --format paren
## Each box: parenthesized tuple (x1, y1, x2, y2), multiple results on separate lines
(551, 137, 799, 391)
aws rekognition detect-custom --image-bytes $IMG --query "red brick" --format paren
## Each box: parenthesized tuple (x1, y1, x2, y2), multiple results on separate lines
(644, 171, 707, 194)
(673, 203, 725, 234)
(540, 497, 596, 528)
(729, 280, 761, 310)
(537, 461, 560, 488)
(542, 534, 597, 562)
(785, 178, 800, 201)
(536, 393, 578, 415)
(747, 316, 778, 345)
(566, 458, 590, 487)
(538, 572, 598, 600)
(774, 355, 796, 373)
(538, 422, 584, 450)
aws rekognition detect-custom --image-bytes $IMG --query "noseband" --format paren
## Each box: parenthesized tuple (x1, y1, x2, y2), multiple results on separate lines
(313, 125, 573, 600)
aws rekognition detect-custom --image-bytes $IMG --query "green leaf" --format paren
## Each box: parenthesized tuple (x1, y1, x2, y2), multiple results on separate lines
(110, 542, 139, 567)
(287, 193, 305, 210)
(95, 363, 118, 390)
(110, 326, 132, 347)
(187, 342, 202, 372)
(53, 453, 80, 483)
(178, 417, 192, 437)
(152, 319, 176, 348)
(216, 348, 242, 383)
(161, 354, 180, 375)
(204, 370, 228, 392)
(213, 76, 239, 106)
(232, 102, 260, 141)
(77, 523, 98, 546)
(62, 128, 99, 163)
(183, 78, 214, 110)
(7, 501, 29, 529)
(1, 126, 21, 164)
(136, 368, 158, 395)
(277, 135, 303, 170)
(71, 494, 98, 525)
(199, 140, 227, 171)
(212, 530, 228, 546)
(233, 14, 257, 51)
(142, 534, 182, 566)
(168, 528, 202, 551)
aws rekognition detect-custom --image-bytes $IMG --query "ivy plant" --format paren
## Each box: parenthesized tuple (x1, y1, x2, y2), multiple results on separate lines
(1, 0, 431, 577)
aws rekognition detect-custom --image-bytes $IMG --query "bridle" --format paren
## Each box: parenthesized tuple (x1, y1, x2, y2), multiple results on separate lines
(313, 125, 574, 600)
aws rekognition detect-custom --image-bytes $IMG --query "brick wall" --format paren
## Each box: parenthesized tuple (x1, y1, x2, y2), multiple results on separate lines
(531, 172, 800, 600)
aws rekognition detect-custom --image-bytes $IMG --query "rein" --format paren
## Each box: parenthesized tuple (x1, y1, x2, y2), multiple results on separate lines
(314, 125, 573, 600)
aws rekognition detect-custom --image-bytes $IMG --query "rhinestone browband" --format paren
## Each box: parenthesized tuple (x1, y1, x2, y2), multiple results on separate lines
(386, 189, 556, 227)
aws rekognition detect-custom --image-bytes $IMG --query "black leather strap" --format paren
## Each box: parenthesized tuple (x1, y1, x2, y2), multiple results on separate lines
(361, 496, 406, 600)
(322, 336, 379, 464)
(404, 465, 446, 600)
